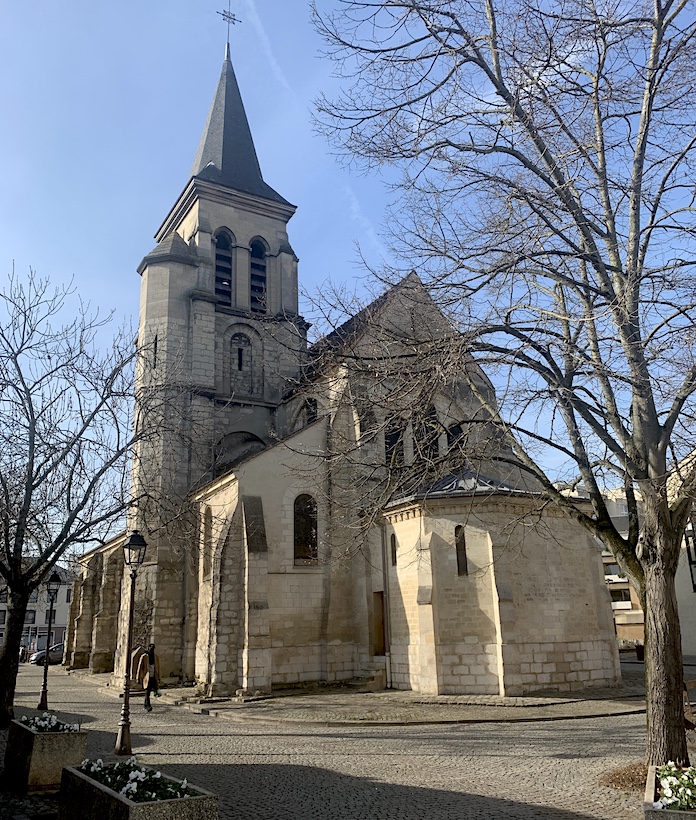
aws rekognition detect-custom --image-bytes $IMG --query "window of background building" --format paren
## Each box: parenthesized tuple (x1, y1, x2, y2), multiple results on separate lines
(0, 610, 5, 625)
(610, 588, 632, 603)
(390, 533, 397, 566)
(66, 587, 71, 604)
(685, 518, 696, 593)
(604, 563, 624, 576)
(24, 611, 36, 624)
(0, 589, 7, 603)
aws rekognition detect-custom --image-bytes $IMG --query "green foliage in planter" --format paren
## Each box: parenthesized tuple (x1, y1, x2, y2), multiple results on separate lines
(78, 758, 200, 803)
(20, 713, 80, 733)
(654, 763, 696, 811)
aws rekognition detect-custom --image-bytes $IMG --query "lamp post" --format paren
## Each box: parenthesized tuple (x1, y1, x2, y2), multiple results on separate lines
(115, 530, 147, 756)
(37, 571, 61, 711)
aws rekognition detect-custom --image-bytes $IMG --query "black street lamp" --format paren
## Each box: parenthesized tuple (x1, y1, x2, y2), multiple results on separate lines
(115, 530, 147, 756)
(37, 571, 61, 711)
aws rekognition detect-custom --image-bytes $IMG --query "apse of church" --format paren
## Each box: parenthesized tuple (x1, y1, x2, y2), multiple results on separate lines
(64, 47, 621, 697)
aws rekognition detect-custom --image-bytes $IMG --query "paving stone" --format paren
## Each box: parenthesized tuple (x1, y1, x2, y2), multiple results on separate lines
(0, 663, 658, 819)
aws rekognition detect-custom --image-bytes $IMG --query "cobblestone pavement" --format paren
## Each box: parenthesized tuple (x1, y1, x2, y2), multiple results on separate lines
(0, 664, 654, 820)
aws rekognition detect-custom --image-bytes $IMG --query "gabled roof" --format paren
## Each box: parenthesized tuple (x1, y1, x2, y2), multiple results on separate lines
(309, 272, 440, 361)
(189, 45, 289, 205)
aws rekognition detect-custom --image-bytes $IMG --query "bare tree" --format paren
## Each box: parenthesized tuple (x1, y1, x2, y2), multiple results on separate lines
(0, 272, 155, 726)
(313, 0, 696, 764)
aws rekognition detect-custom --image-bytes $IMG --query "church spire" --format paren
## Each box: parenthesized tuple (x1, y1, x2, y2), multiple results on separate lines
(189, 49, 288, 205)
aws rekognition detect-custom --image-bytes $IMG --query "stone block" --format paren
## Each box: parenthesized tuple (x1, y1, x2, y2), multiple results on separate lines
(5, 721, 88, 793)
(58, 765, 218, 820)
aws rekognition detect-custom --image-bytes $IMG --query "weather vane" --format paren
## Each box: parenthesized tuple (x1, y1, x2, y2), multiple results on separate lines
(217, 1, 242, 44)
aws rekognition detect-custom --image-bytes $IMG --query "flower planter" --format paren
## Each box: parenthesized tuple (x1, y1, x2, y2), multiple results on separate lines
(645, 765, 696, 817)
(4, 719, 87, 793)
(59, 765, 218, 820)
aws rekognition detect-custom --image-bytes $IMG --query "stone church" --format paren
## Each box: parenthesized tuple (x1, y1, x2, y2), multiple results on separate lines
(65, 47, 620, 696)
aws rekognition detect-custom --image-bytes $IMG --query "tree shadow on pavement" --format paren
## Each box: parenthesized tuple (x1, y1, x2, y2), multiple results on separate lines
(157, 761, 637, 820)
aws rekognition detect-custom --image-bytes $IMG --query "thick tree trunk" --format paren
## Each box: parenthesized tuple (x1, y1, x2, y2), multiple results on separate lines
(643, 561, 690, 765)
(0, 587, 29, 727)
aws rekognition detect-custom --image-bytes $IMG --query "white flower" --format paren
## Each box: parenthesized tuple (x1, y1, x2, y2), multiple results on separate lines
(181, 778, 187, 789)
(652, 801, 664, 810)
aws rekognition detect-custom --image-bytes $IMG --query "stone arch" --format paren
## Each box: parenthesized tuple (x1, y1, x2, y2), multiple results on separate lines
(213, 431, 267, 475)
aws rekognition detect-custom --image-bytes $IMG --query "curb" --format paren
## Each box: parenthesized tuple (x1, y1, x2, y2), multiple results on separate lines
(162, 696, 647, 727)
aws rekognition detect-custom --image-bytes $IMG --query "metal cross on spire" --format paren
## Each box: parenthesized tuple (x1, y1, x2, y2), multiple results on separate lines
(217, 1, 242, 45)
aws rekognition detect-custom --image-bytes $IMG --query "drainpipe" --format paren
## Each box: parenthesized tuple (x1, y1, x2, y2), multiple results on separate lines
(380, 520, 392, 689)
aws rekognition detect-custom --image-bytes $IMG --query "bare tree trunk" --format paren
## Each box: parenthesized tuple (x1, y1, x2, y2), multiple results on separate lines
(644, 559, 690, 766)
(0, 588, 29, 727)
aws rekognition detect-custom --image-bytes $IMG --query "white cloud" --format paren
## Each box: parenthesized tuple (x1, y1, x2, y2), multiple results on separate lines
(343, 185, 386, 260)
(239, 0, 294, 94)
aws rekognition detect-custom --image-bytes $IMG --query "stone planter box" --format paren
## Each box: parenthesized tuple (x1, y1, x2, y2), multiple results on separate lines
(644, 765, 696, 817)
(59, 765, 218, 820)
(3, 719, 87, 793)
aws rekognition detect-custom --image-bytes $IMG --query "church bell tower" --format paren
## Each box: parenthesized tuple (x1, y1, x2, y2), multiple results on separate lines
(128, 44, 307, 680)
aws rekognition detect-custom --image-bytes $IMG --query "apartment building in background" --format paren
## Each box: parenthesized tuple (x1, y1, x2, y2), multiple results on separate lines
(0, 566, 76, 652)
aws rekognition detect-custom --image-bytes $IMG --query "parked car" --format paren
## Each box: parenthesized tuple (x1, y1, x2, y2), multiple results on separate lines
(29, 643, 64, 665)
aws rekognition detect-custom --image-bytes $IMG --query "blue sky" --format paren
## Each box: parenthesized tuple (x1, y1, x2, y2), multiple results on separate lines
(0, 1, 389, 330)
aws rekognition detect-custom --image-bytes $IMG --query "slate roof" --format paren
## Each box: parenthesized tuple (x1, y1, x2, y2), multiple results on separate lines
(309, 272, 426, 359)
(388, 466, 537, 508)
(138, 231, 198, 275)
(189, 45, 290, 205)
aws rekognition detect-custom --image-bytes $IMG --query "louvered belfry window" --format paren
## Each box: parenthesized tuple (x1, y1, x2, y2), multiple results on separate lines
(250, 239, 267, 314)
(215, 231, 234, 307)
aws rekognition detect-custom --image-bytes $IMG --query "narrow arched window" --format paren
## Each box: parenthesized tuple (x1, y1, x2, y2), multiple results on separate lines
(447, 424, 463, 449)
(413, 404, 440, 463)
(230, 333, 253, 395)
(305, 398, 318, 424)
(455, 525, 468, 576)
(390, 533, 397, 567)
(294, 494, 318, 565)
(203, 506, 213, 579)
(384, 416, 405, 467)
(250, 239, 267, 314)
(215, 231, 234, 307)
